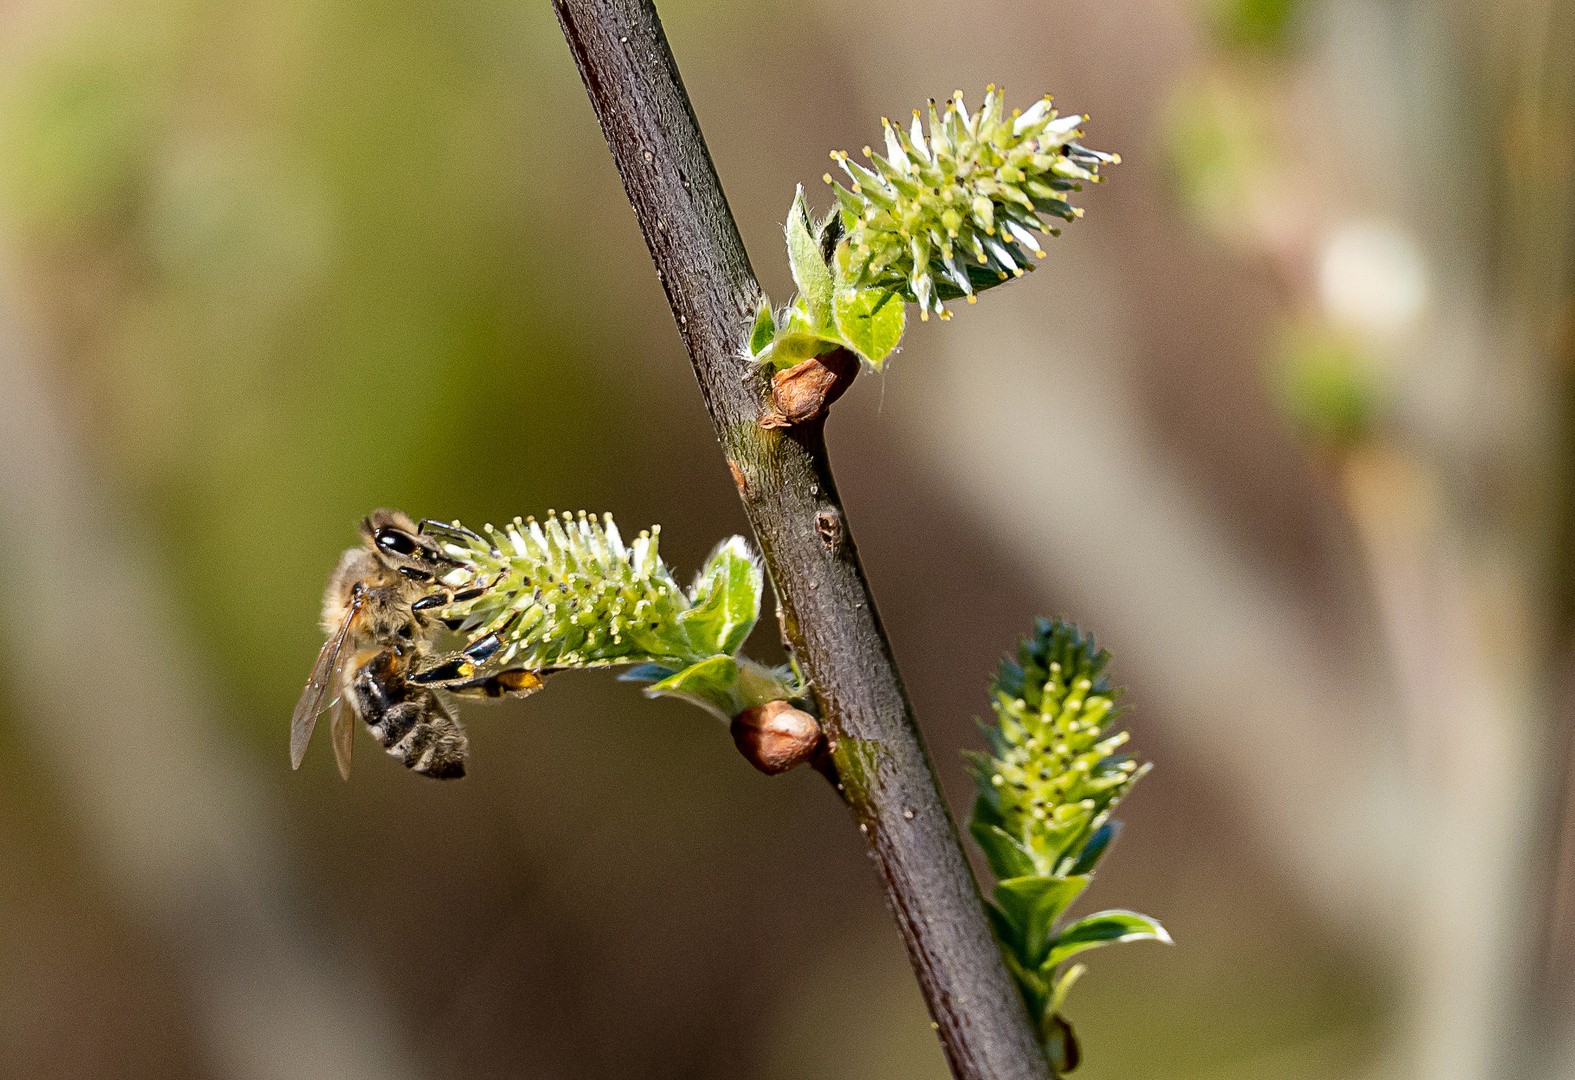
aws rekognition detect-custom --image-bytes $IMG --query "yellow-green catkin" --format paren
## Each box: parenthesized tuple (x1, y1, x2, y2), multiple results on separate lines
(828, 87, 1118, 319)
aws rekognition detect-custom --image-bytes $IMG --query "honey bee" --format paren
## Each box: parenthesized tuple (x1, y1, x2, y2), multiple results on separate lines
(290, 510, 545, 780)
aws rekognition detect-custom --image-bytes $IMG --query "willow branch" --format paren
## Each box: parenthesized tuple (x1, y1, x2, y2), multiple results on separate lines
(550, 1, 1049, 1076)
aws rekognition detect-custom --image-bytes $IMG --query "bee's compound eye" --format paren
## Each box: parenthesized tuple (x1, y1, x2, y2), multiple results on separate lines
(376, 528, 419, 557)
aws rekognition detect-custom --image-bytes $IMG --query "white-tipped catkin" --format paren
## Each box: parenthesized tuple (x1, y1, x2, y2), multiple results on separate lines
(828, 86, 1117, 317)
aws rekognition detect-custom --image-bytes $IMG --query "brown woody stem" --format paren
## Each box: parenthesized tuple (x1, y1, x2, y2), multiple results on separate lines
(549, 1, 1050, 1076)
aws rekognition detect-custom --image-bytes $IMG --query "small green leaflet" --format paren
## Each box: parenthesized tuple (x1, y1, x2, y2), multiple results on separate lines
(749, 297, 776, 355)
(833, 279, 904, 369)
(753, 330, 841, 371)
(1045, 910, 1171, 969)
(679, 537, 763, 657)
(993, 875, 1091, 969)
(785, 185, 834, 331)
(646, 655, 740, 721)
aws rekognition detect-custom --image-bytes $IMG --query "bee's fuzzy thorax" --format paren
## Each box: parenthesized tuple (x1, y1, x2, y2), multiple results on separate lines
(321, 547, 375, 636)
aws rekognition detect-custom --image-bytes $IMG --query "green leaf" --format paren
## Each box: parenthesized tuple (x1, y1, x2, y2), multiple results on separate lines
(781, 294, 819, 337)
(994, 875, 1091, 968)
(1045, 909, 1171, 969)
(997, 940, 1051, 1022)
(833, 288, 905, 369)
(1033, 814, 1094, 875)
(786, 184, 834, 329)
(832, 240, 905, 369)
(969, 812, 1037, 881)
(679, 537, 763, 657)
(753, 331, 843, 372)
(644, 655, 740, 721)
(984, 911, 1051, 1023)
(748, 296, 776, 356)
(1049, 963, 1086, 1014)
(984, 899, 1023, 958)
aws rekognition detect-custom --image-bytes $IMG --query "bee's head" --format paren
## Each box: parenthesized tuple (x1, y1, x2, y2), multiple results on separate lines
(360, 509, 453, 580)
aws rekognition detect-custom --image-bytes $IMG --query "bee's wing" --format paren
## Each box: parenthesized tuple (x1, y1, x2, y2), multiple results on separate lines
(329, 687, 354, 781)
(291, 598, 359, 770)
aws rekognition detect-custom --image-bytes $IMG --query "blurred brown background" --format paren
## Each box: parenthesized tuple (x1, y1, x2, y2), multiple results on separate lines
(0, 0, 1570, 1077)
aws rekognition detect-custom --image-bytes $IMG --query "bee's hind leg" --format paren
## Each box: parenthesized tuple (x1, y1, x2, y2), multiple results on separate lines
(444, 668, 548, 700)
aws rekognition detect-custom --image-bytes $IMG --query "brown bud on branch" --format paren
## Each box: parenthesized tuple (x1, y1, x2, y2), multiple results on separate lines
(759, 349, 857, 428)
(730, 700, 822, 774)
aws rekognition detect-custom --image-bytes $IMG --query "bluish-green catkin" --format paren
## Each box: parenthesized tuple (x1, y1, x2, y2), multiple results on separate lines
(967, 618, 1149, 877)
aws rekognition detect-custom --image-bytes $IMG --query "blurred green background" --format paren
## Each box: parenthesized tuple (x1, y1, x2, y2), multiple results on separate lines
(0, 0, 1569, 1077)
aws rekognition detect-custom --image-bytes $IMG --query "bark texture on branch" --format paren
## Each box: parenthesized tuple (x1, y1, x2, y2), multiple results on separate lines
(550, 2, 1050, 1077)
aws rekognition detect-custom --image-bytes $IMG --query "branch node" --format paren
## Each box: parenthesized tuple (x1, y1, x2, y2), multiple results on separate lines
(815, 508, 842, 551)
